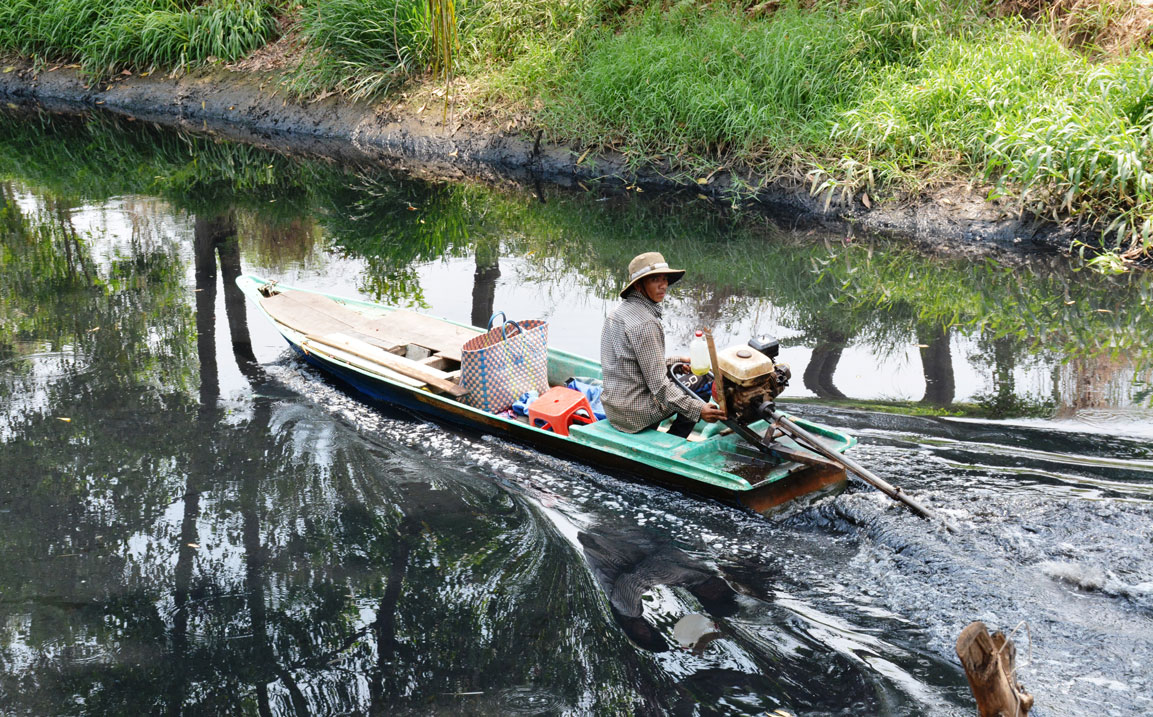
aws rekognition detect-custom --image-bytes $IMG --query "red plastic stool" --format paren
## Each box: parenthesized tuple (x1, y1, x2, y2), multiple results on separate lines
(528, 386, 597, 436)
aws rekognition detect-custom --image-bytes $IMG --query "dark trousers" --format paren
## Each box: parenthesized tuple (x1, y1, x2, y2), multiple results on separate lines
(650, 413, 698, 438)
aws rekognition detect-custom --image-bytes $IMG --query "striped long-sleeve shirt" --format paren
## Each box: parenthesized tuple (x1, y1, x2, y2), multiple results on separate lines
(600, 291, 703, 433)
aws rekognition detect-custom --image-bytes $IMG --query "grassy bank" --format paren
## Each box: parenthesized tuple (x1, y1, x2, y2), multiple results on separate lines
(2, 0, 1152, 264)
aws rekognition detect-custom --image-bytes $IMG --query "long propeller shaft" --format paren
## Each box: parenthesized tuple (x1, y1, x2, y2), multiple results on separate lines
(769, 411, 936, 520)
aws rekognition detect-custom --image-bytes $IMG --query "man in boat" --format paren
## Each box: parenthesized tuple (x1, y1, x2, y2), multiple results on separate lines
(601, 252, 726, 437)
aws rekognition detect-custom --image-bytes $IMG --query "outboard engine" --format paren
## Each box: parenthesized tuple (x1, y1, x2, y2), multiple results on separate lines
(713, 337, 791, 425)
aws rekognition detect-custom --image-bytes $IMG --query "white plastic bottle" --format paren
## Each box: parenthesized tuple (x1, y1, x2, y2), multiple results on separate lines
(689, 330, 711, 375)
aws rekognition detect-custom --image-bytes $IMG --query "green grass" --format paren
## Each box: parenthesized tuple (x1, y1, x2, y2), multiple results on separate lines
(456, 0, 592, 68)
(2, 0, 1152, 261)
(452, 0, 598, 108)
(0, 0, 278, 75)
(531, 1, 1153, 259)
(543, 7, 860, 156)
(283, 0, 431, 100)
(837, 22, 1153, 257)
(538, 1, 975, 156)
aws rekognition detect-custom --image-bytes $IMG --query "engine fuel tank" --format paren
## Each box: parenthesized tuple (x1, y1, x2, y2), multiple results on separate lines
(717, 345, 775, 386)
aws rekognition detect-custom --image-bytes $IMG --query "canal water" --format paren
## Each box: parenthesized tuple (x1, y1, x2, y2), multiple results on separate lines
(1, 110, 1151, 715)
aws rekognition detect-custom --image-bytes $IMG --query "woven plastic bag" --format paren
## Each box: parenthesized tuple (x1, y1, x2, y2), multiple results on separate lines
(459, 312, 549, 413)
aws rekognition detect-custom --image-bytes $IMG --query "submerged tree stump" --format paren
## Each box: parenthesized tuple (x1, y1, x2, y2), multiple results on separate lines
(956, 621, 1034, 717)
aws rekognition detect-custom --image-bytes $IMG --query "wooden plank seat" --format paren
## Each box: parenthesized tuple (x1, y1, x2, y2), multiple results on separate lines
(304, 332, 467, 398)
(377, 309, 480, 364)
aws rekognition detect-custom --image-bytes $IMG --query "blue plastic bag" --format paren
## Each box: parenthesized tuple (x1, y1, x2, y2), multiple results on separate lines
(565, 378, 606, 421)
(511, 390, 539, 416)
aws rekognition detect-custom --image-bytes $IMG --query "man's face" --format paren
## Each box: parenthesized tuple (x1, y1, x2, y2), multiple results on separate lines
(641, 274, 669, 303)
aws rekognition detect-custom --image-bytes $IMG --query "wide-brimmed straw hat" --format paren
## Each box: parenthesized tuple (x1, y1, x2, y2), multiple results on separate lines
(619, 251, 686, 298)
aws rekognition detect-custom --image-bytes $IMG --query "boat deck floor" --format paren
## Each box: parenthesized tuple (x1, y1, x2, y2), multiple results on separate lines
(259, 290, 480, 363)
(260, 290, 489, 395)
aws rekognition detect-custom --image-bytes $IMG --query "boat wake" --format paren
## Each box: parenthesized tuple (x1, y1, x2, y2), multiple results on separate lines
(267, 358, 1153, 715)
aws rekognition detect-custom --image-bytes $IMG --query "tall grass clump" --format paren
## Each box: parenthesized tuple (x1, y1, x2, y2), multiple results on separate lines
(454, 0, 598, 107)
(834, 27, 1076, 175)
(86, 0, 278, 74)
(0, 0, 96, 58)
(838, 23, 1153, 257)
(546, 5, 866, 158)
(284, 0, 596, 102)
(0, 0, 278, 75)
(542, 0, 974, 162)
(285, 0, 433, 99)
(848, 0, 978, 65)
(455, 0, 596, 68)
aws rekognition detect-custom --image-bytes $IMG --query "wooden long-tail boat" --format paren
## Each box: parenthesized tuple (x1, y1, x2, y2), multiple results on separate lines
(238, 274, 855, 513)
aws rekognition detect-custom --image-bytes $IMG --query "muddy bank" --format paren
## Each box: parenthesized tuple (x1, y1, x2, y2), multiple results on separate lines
(0, 60, 1079, 255)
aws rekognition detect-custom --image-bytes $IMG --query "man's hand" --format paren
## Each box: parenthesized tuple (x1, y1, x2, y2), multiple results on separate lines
(700, 404, 727, 423)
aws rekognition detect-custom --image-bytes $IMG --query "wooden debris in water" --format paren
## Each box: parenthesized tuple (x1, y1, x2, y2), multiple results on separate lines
(955, 621, 1033, 717)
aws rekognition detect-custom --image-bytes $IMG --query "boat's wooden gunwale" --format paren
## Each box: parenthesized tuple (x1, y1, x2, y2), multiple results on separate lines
(239, 275, 855, 506)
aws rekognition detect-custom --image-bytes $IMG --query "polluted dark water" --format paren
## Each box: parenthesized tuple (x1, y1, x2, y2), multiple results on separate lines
(1, 109, 1152, 716)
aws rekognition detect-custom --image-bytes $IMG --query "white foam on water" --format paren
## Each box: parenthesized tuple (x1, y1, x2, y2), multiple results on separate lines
(1039, 560, 1107, 591)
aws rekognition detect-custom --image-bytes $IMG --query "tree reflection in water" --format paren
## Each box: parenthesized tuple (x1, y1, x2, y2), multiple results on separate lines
(917, 323, 955, 407)
(0, 197, 662, 712)
(471, 235, 500, 329)
(3, 107, 1151, 416)
(802, 333, 849, 400)
(580, 527, 738, 653)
